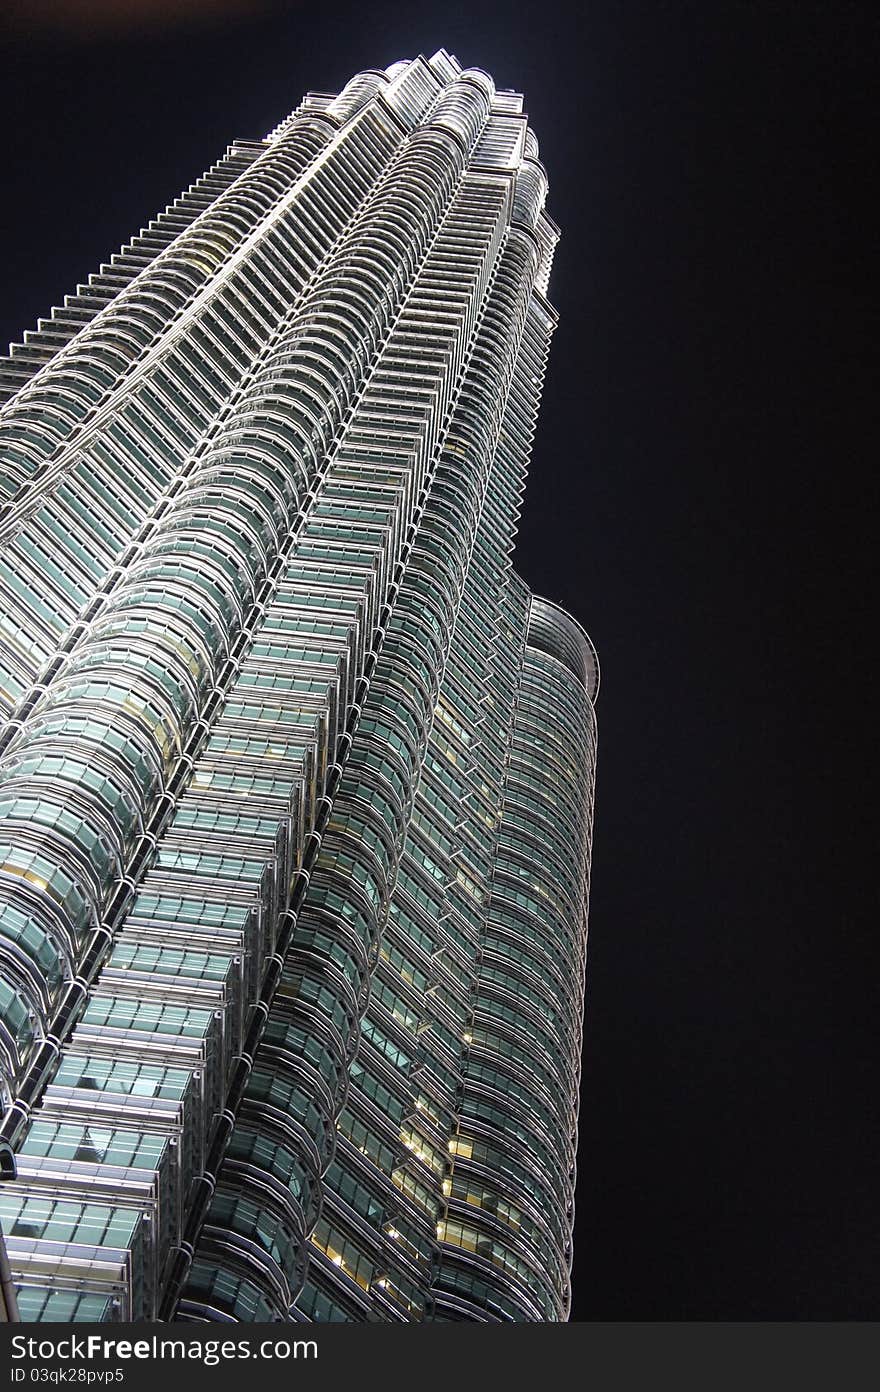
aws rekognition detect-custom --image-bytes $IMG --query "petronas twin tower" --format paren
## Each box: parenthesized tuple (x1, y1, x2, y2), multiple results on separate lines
(0, 51, 598, 1323)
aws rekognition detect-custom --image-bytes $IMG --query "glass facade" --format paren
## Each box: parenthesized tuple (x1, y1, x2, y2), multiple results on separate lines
(0, 50, 598, 1322)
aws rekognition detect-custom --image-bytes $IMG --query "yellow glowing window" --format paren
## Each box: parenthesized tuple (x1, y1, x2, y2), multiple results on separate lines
(448, 1137, 473, 1160)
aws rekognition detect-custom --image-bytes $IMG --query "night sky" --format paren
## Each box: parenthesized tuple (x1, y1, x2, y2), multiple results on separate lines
(1, 1, 875, 1320)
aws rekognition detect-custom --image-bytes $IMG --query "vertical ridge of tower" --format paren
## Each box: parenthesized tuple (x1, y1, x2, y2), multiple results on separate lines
(0, 53, 598, 1325)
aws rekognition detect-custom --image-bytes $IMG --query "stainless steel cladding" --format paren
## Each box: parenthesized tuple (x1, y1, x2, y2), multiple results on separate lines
(0, 50, 598, 1324)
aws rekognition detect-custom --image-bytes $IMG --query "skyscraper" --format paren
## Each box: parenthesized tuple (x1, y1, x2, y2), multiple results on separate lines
(0, 51, 598, 1323)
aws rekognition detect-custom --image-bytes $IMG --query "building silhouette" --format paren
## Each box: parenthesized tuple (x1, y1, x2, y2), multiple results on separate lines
(0, 51, 598, 1322)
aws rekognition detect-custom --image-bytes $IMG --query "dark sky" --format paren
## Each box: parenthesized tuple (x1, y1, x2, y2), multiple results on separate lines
(2, 0, 875, 1320)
